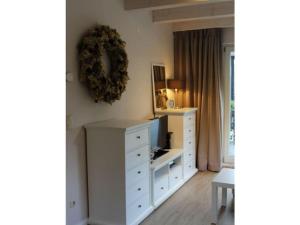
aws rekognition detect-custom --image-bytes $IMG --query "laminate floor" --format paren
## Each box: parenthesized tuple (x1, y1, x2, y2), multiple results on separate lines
(141, 171, 234, 225)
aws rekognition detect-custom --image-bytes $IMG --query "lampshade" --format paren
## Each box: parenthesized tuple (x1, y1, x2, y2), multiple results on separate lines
(155, 81, 166, 90)
(167, 79, 185, 90)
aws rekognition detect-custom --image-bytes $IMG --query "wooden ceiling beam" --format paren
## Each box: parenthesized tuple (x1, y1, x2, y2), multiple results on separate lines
(152, 1, 234, 23)
(173, 16, 234, 31)
(124, 0, 233, 10)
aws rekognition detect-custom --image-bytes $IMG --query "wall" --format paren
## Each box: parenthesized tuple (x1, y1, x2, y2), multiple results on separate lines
(66, 0, 174, 224)
(222, 27, 234, 45)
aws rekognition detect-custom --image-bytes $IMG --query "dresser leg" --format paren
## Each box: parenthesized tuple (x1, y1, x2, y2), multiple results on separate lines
(221, 187, 227, 207)
(212, 183, 218, 224)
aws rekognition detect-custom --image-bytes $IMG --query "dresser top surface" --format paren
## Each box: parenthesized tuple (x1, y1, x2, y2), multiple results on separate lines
(85, 119, 152, 131)
(155, 107, 197, 115)
(151, 148, 183, 171)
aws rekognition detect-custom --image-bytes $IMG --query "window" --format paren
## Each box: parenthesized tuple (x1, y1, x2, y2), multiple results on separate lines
(223, 46, 235, 164)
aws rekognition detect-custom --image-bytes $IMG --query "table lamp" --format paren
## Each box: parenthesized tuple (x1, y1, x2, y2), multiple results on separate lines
(167, 79, 185, 109)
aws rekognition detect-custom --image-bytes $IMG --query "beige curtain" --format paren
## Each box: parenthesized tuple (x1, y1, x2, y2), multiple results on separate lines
(174, 29, 223, 172)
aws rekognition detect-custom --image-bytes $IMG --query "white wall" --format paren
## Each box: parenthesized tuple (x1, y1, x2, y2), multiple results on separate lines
(66, 0, 174, 224)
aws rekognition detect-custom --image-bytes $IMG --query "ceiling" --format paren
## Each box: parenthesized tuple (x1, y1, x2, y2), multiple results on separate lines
(124, 0, 234, 31)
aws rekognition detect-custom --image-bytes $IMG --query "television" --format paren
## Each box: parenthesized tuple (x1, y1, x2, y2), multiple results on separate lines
(150, 115, 168, 152)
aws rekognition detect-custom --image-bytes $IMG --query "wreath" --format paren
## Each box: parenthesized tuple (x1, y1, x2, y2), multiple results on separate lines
(78, 25, 129, 103)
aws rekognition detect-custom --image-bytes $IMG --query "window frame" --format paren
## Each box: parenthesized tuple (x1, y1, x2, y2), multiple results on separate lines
(223, 45, 235, 165)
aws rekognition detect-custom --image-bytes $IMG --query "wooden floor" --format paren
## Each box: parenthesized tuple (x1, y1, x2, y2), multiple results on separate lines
(141, 171, 234, 225)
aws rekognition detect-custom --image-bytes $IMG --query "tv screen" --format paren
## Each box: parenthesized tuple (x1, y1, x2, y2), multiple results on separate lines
(150, 115, 168, 151)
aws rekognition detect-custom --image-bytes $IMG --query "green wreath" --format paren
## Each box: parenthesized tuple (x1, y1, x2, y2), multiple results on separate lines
(78, 25, 129, 103)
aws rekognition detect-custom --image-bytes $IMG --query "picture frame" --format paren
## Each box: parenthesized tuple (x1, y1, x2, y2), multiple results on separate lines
(167, 99, 175, 109)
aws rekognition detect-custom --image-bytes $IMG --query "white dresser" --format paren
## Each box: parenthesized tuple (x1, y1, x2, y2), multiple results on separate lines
(155, 108, 198, 180)
(85, 119, 154, 225)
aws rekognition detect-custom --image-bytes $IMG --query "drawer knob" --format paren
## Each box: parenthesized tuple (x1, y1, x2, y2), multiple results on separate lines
(189, 129, 191, 132)
(137, 153, 141, 157)
(189, 117, 191, 120)
(189, 141, 191, 144)
(161, 187, 164, 190)
(138, 204, 142, 208)
(189, 153, 192, 156)
(137, 187, 141, 191)
(189, 165, 192, 168)
(136, 136, 141, 139)
(137, 171, 141, 174)
(175, 176, 178, 179)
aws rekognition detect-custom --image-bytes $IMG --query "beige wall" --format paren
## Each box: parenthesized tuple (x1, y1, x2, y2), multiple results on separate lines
(222, 27, 234, 45)
(66, 0, 174, 224)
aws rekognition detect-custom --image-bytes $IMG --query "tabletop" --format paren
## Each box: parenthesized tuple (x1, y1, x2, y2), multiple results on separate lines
(212, 168, 235, 188)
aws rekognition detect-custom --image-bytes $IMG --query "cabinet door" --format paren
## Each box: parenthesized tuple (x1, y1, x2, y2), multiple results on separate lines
(126, 177, 149, 206)
(183, 113, 195, 127)
(126, 145, 150, 171)
(153, 166, 169, 202)
(126, 162, 149, 187)
(184, 157, 195, 176)
(127, 195, 150, 225)
(169, 165, 183, 188)
(154, 174, 169, 202)
(125, 128, 149, 152)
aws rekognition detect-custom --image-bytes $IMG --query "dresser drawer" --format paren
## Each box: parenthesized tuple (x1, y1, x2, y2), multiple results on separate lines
(184, 125, 195, 139)
(169, 165, 183, 188)
(154, 174, 169, 202)
(125, 128, 149, 152)
(184, 157, 195, 175)
(126, 145, 150, 171)
(126, 162, 149, 187)
(127, 195, 150, 225)
(184, 113, 195, 127)
(184, 137, 195, 149)
(126, 177, 149, 206)
(184, 148, 194, 162)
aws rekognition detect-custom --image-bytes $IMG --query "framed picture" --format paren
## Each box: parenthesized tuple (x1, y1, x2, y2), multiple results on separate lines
(167, 99, 175, 109)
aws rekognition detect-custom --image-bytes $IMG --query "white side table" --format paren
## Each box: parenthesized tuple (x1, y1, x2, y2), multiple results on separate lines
(211, 168, 235, 224)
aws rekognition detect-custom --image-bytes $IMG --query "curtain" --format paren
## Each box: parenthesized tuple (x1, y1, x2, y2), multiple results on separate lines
(174, 29, 223, 172)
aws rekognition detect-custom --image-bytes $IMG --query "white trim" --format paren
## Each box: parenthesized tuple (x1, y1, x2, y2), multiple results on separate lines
(222, 163, 234, 169)
(88, 218, 117, 225)
(74, 218, 88, 225)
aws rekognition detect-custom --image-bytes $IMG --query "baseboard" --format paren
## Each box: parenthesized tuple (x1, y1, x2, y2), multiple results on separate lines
(75, 218, 88, 225)
(88, 218, 118, 225)
(222, 163, 234, 169)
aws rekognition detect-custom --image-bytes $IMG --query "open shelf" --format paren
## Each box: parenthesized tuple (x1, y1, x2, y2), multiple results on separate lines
(151, 148, 184, 206)
(151, 148, 183, 171)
